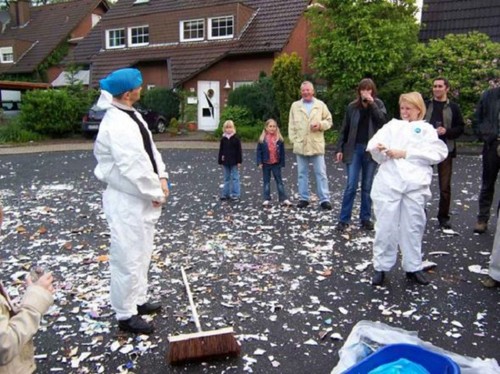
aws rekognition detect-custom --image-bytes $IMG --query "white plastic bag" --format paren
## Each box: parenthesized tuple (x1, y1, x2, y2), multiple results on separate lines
(331, 320, 500, 374)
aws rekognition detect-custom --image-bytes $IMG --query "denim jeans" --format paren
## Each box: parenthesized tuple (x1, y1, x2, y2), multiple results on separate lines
(339, 143, 376, 223)
(222, 165, 240, 198)
(262, 163, 287, 201)
(296, 154, 330, 203)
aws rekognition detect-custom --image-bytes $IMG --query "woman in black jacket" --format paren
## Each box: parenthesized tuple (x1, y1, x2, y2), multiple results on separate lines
(335, 78, 387, 231)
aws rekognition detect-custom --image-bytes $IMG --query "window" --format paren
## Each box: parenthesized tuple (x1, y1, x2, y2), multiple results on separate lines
(106, 28, 125, 49)
(180, 19, 204, 42)
(0, 47, 13, 63)
(208, 16, 234, 40)
(129, 25, 149, 47)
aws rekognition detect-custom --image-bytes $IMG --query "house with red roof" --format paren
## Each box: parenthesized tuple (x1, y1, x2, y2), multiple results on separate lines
(69, 0, 314, 130)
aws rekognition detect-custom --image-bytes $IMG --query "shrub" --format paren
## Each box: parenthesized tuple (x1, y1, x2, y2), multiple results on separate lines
(141, 87, 180, 121)
(228, 76, 280, 122)
(0, 117, 44, 143)
(20, 88, 93, 137)
(271, 53, 303, 135)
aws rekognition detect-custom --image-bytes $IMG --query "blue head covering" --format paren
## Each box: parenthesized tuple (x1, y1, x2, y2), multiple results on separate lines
(99, 68, 143, 96)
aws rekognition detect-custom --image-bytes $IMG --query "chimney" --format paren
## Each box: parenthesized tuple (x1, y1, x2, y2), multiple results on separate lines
(9, 0, 31, 27)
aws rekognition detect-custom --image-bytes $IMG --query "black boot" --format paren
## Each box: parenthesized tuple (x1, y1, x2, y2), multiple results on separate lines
(406, 271, 430, 285)
(118, 315, 154, 334)
(137, 302, 162, 315)
(371, 271, 385, 286)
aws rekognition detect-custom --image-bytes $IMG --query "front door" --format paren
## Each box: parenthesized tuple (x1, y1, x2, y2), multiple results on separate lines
(197, 81, 220, 131)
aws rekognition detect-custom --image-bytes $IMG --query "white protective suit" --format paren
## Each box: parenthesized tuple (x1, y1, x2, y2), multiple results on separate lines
(367, 119, 447, 272)
(94, 91, 168, 320)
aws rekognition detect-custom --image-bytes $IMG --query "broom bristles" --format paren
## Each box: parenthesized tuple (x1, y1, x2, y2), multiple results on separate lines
(167, 327, 241, 364)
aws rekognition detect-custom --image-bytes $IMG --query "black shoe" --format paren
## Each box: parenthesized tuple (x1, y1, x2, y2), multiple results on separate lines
(320, 201, 332, 210)
(361, 220, 374, 231)
(137, 302, 162, 315)
(336, 222, 349, 232)
(297, 200, 309, 208)
(118, 315, 154, 334)
(220, 196, 229, 201)
(406, 271, 430, 285)
(439, 220, 452, 230)
(371, 271, 385, 286)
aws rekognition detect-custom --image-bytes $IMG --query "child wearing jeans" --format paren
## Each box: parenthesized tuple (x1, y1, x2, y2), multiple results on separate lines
(256, 119, 291, 206)
(218, 120, 242, 201)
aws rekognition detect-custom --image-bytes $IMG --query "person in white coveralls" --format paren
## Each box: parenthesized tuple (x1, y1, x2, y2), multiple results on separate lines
(367, 92, 447, 286)
(93, 68, 169, 334)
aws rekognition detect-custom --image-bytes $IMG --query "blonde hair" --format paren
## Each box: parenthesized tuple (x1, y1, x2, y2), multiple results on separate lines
(399, 92, 426, 120)
(259, 119, 284, 143)
(223, 120, 236, 133)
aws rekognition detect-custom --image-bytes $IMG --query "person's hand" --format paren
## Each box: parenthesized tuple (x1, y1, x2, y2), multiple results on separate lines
(360, 91, 374, 104)
(376, 143, 387, 153)
(160, 178, 169, 198)
(258, 164, 262, 169)
(436, 126, 447, 136)
(310, 123, 320, 132)
(386, 149, 406, 159)
(335, 152, 343, 163)
(27, 272, 55, 294)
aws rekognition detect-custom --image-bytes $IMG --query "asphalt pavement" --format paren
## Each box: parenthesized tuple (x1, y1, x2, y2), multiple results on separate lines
(0, 144, 499, 374)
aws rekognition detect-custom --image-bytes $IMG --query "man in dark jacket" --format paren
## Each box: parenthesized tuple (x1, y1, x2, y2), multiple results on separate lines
(473, 86, 500, 234)
(424, 77, 464, 230)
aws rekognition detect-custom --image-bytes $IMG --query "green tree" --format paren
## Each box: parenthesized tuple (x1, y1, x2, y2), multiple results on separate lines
(271, 52, 303, 135)
(403, 32, 500, 123)
(307, 0, 419, 122)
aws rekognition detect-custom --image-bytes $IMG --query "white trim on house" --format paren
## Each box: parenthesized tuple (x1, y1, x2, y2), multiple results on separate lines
(180, 19, 205, 42)
(128, 25, 149, 47)
(106, 28, 126, 49)
(208, 15, 234, 40)
(0, 47, 13, 63)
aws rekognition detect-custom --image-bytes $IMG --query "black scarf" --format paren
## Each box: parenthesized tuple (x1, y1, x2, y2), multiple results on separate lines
(117, 107, 158, 175)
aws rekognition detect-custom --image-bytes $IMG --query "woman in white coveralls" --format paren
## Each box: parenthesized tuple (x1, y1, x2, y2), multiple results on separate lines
(367, 92, 447, 286)
(94, 68, 169, 334)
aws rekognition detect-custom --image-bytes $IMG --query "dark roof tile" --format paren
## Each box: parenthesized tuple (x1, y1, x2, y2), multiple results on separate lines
(420, 0, 500, 42)
(71, 0, 309, 86)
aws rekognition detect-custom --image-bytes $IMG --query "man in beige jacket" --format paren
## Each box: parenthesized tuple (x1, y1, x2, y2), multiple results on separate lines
(288, 81, 333, 210)
(0, 203, 54, 374)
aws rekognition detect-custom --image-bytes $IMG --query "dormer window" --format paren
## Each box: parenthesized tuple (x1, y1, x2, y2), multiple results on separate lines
(0, 47, 13, 63)
(106, 28, 125, 49)
(208, 16, 234, 40)
(129, 25, 149, 47)
(180, 19, 204, 42)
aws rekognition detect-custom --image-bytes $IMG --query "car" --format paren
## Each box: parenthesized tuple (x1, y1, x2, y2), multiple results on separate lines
(82, 103, 168, 138)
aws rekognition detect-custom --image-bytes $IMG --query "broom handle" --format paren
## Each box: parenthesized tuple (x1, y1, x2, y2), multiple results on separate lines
(181, 266, 203, 332)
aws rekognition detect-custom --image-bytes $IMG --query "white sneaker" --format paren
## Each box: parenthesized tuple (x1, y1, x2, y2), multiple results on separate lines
(281, 199, 292, 206)
(262, 200, 271, 206)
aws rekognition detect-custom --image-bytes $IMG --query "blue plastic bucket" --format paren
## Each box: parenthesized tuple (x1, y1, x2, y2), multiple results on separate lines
(343, 343, 460, 374)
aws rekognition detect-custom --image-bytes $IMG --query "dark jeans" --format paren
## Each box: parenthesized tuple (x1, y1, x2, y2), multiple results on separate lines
(339, 143, 377, 223)
(437, 155, 453, 223)
(262, 163, 287, 201)
(478, 140, 500, 223)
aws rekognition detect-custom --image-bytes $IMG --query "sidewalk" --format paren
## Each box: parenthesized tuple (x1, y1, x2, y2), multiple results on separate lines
(0, 130, 481, 155)
(0, 130, 257, 155)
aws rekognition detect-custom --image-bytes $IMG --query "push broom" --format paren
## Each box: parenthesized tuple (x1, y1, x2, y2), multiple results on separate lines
(167, 266, 241, 364)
